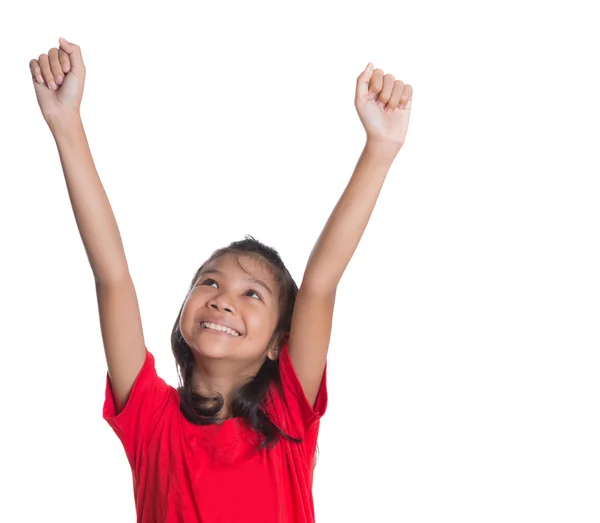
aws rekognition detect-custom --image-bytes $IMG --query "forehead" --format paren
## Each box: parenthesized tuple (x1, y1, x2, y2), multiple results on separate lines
(205, 253, 276, 284)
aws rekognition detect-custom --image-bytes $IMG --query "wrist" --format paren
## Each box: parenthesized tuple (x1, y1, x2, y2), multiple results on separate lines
(49, 115, 84, 141)
(364, 138, 402, 159)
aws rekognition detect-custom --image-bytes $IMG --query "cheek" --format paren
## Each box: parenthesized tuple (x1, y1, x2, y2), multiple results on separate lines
(244, 306, 276, 338)
(180, 294, 202, 330)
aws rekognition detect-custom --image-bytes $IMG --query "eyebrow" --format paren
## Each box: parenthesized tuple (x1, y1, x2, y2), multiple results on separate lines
(197, 269, 273, 296)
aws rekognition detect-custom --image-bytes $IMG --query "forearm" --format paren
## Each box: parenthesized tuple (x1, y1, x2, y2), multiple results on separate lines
(51, 118, 130, 284)
(303, 140, 400, 292)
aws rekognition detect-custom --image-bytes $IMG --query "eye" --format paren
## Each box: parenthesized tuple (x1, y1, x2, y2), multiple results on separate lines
(245, 290, 262, 301)
(201, 279, 262, 301)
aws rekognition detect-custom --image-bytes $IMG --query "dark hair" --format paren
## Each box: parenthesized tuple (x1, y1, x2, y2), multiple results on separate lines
(170, 235, 302, 450)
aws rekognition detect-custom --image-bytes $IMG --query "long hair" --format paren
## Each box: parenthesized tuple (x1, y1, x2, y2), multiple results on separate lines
(170, 235, 302, 450)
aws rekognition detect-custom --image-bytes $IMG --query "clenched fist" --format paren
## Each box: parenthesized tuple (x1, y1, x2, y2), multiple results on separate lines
(355, 62, 413, 148)
(29, 37, 86, 128)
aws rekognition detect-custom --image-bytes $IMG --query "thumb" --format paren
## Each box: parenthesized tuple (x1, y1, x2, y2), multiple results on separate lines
(356, 62, 374, 98)
(58, 37, 85, 75)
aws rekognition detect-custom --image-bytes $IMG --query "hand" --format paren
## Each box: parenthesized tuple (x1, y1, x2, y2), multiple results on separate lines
(29, 37, 86, 128)
(355, 63, 413, 148)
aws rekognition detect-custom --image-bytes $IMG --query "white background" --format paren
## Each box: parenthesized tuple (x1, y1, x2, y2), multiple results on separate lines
(1, 1, 599, 521)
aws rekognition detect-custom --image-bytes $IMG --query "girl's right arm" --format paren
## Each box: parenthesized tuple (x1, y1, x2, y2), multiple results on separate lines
(31, 39, 146, 413)
(53, 119, 146, 414)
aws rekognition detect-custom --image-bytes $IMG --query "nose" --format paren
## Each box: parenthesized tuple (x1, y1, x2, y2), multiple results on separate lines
(209, 294, 235, 313)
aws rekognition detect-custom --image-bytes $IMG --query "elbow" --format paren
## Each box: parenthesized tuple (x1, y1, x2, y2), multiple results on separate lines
(299, 277, 338, 298)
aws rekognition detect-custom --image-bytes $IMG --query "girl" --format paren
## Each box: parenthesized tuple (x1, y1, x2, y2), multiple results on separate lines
(29, 37, 413, 523)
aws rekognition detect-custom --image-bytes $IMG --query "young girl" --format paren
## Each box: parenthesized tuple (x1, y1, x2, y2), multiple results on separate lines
(29, 37, 413, 523)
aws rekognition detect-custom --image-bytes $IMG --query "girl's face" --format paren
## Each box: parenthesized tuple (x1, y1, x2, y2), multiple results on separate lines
(179, 253, 281, 364)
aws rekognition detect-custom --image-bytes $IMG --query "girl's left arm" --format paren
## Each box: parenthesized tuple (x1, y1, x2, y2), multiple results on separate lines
(288, 63, 413, 407)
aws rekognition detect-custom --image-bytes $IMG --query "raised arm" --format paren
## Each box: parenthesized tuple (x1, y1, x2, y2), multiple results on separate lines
(288, 63, 413, 407)
(31, 38, 146, 413)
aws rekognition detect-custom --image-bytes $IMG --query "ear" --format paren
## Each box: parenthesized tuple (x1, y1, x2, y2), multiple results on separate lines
(266, 332, 288, 361)
(266, 346, 279, 361)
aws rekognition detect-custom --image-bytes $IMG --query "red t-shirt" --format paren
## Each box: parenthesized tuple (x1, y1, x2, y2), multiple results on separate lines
(103, 341, 327, 523)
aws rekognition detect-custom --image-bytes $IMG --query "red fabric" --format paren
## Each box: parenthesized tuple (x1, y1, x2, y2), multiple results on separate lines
(103, 341, 327, 523)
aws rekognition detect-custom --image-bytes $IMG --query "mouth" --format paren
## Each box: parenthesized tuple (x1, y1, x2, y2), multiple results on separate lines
(196, 320, 241, 337)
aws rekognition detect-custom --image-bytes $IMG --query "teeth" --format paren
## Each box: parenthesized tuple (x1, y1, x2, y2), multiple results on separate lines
(200, 321, 240, 337)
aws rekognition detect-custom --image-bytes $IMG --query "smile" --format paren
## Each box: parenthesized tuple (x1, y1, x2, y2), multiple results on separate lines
(197, 321, 240, 337)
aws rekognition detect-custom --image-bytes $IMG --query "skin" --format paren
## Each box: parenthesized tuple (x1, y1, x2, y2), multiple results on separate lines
(30, 40, 414, 418)
(178, 254, 282, 417)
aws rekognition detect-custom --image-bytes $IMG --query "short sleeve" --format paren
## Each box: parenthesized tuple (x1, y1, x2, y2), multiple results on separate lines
(263, 341, 328, 439)
(103, 347, 173, 471)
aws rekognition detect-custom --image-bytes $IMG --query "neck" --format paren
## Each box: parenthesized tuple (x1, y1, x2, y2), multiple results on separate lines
(190, 357, 263, 419)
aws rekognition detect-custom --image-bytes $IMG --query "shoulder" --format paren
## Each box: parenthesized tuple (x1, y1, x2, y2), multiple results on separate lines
(104, 346, 178, 424)
(260, 342, 328, 440)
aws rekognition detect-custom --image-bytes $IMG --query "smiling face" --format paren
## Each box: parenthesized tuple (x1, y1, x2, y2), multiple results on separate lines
(179, 253, 282, 366)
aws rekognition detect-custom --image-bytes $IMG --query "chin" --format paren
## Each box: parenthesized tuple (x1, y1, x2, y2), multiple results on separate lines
(189, 334, 237, 359)
(192, 345, 233, 360)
